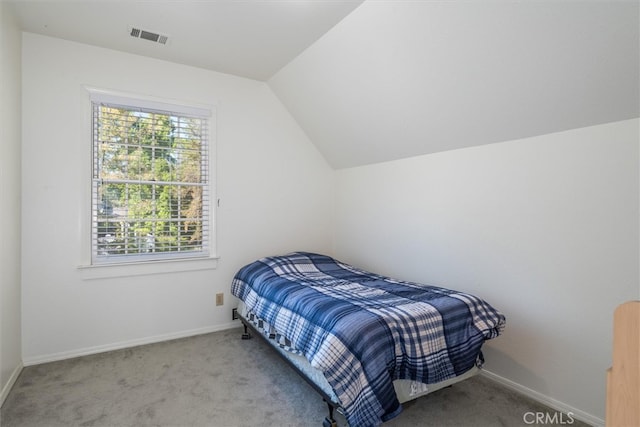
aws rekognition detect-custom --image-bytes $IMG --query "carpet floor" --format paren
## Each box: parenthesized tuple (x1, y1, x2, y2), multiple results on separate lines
(1, 328, 589, 427)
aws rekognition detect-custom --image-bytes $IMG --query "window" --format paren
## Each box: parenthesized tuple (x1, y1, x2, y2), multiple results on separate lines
(90, 92, 212, 265)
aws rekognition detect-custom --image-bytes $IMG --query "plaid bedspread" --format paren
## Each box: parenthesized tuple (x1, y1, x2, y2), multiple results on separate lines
(231, 252, 505, 427)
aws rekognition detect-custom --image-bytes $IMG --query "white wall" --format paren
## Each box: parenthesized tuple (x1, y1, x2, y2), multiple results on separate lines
(0, 1, 23, 405)
(333, 119, 639, 424)
(21, 33, 334, 363)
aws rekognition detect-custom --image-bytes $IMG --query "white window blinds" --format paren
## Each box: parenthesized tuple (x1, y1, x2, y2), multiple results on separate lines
(91, 97, 211, 264)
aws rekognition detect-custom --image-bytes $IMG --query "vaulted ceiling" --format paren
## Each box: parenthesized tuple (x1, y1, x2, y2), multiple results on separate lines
(269, 1, 640, 168)
(9, 0, 640, 169)
(9, 0, 365, 81)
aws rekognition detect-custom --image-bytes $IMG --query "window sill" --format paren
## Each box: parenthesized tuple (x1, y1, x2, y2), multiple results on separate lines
(78, 256, 219, 280)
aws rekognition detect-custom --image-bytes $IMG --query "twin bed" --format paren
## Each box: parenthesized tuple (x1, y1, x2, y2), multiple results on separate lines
(231, 252, 505, 427)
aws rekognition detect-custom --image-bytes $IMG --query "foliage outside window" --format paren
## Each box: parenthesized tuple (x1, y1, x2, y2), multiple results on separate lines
(91, 98, 210, 264)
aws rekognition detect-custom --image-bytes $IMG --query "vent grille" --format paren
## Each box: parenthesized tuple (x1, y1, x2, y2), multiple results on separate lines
(129, 27, 169, 45)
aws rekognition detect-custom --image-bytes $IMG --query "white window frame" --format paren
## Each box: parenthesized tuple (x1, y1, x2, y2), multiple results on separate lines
(81, 88, 217, 277)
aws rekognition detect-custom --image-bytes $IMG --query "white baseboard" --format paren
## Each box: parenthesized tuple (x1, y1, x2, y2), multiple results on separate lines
(1, 361, 23, 408)
(481, 370, 604, 427)
(23, 321, 241, 366)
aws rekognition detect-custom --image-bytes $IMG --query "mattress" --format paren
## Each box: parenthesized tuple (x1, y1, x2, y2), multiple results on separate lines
(238, 301, 480, 405)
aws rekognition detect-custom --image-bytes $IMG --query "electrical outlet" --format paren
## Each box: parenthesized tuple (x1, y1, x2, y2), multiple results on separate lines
(232, 308, 239, 320)
(216, 293, 224, 306)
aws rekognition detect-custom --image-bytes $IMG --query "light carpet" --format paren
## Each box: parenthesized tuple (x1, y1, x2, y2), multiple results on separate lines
(1, 328, 589, 427)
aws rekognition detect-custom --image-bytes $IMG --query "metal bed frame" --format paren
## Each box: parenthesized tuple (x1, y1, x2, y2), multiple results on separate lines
(237, 307, 480, 426)
(239, 313, 341, 427)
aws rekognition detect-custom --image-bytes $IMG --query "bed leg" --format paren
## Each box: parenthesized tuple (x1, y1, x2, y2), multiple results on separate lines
(241, 323, 251, 340)
(322, 400, 338, 427)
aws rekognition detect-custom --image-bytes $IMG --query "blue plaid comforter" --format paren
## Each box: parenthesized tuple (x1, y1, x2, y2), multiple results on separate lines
(231, 252, 505, 427)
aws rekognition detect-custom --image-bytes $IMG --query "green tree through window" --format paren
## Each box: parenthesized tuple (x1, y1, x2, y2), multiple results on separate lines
(92, 100, 210, 263)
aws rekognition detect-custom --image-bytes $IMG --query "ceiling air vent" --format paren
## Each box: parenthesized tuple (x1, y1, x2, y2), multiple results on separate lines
(129, 27, 169, 45)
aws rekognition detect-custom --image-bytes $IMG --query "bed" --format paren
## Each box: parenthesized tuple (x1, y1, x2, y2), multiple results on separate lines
(231, 252, 505, 427)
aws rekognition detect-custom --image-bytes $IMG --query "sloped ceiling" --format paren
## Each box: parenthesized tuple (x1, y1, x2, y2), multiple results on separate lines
(10, 1, 640, 169)
(269, 1, 640, 169)
(9, 0, 364, 81)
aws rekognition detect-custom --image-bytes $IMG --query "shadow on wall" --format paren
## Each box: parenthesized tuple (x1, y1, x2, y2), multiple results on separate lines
(481, 344, 549, 397)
